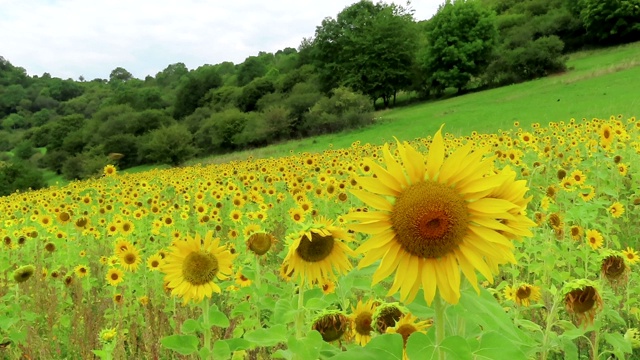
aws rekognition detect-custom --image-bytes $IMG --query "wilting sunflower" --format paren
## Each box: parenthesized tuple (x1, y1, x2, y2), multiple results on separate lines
(625, 328, 640, 349)
(282, 217, 354, 286)
(106, 268, 124, 286)
(622, 247, 639, 264)
(247, 232, 276, 256)
(386, 313, 432, 347)
(311, 310, 350, 342)
(601, 252, 629, 288)
(585, 229, 604, 250)
(162, 231, 236, 304)
(346, 126, 535, 305)
(350, 299, 377, 346)
(372, 302, 406, 334)
(13, 265, 35, 283)
(505, 283, 542, 307)
(563, 279, 603, 327)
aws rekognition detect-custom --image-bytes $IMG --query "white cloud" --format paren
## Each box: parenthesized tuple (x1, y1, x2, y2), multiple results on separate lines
(0, 0, 440, 80)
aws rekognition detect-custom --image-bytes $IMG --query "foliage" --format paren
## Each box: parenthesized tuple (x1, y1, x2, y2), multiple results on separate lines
(579, 0, 640, 44)
(0, 159, 46, 196)
(139, 123, 196, 165)
(311, 0, 417, 106)
(173, 65, 223, 119)
(301, 87, 373, 136)
(423, 0, 498, 93)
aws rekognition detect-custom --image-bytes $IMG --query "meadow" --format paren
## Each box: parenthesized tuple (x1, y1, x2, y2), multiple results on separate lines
(1, 43, 640, 360)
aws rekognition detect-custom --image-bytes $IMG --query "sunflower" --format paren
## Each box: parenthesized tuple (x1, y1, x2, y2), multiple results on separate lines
(114, 238, 134, 256)
(618, 163, 628, 176)
(162, 231, 236, 305)
(579, 185, 595, 202)
(320, 278, 335, 295)
(119, 220, 135, 235)
(373, 302, 406, 334)
(609, 202, 625, 218)
(569, 225, 583, 241)
(282, 217, 354, 286)
(119, 247, 142, 272)
(563, 279, 603, 327)
(247, 232, 276, 256)
(288, 208, 306, 224)
(386, 313, 432, 348)
(104, 165, 117, 176)
(506, 283, 541, 307)
(601, 253, 628, 287)
(346, 127, 534, 305)
(311, 310, 350, 342)
(235, 267, 252, 287)
(13, 265, 35, 283)
(350, 299, 377, 346)
(622, 247, 639, 264)
(585, 229, 603, 250)
(570, 170, 586, 185)
(74, 265, 90, 278)
(146, 254, 163, 271)
(106, 268, 124, 286)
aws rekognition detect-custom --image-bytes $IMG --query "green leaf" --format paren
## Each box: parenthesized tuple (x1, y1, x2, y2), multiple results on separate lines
(161, 334, 199, 355)
(199, 346, 211, 359)
(272, 299, 297, 324)
(306, 297, 330, 310)
(244, 324, 288, 347)
(474, 331, 527, 360)
(231, 302, 251, 318)
(212, 340, 231, 360)
(287, 330, 323, 360)
(364, 333, 404, 359)
(223, 338, 251, 352)
(272, 349, 292, 360)
(440, 335, 472, 360)
(406, 331, 437, 360)
(603, 332, 632, 359)
(91, 350, 108, 360)
(182, 319, 202, 334)
(208, 306, 230, 328)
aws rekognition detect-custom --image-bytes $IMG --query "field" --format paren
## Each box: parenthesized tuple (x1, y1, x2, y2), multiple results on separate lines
(1, 43, 640, 360)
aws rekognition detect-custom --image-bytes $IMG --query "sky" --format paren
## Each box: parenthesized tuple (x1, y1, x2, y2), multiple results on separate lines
(0, 0, 440, 81)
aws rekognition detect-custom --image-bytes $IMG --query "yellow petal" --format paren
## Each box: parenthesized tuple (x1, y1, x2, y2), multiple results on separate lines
(357, 176, 401, 197)
(348, 220, 392, 235)
(421, 259, 437, 305)
(356, 229, 395, 254)
(365, 158, 403, 193)
(382, 143, 409, 187)
(439, 142, 472, 184)
(426, 125, 445, 180)
(350, 190, 394, 212)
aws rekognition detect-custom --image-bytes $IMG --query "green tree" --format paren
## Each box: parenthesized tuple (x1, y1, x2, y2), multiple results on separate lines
(236, 77, 275, 112)
(194, 109, 247, 153)
(311, 1, 418, 106)
(423, 0, 498, 93)
(155, 63, 189, 88)
(579, 0, 640, 44)
(139, 124, 195, 165)
(0, 159, 46, 196)
(173, 65, 222, 119)
(236, 56, 268, 87)
(109, 67, 133, 83)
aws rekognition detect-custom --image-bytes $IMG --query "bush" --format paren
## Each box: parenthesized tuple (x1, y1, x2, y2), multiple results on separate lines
(301, 87, 373, 136)
(0, 159, 46, 196)
(194, 109, 248, 154)
(138, 124, 196, 165)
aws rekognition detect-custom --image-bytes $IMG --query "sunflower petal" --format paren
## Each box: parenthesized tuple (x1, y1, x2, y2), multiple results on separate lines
(350, 190, 394, 212)
(426, 125, 445, 180)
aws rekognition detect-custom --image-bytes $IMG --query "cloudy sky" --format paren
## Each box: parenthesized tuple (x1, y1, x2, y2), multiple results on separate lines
(0, 0, 440, 81)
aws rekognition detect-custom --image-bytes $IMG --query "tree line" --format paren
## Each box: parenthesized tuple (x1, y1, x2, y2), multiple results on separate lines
(1, 0, 639, 195)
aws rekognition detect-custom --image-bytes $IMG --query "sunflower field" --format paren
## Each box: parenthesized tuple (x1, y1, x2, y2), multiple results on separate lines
(1, 115, 640, 360)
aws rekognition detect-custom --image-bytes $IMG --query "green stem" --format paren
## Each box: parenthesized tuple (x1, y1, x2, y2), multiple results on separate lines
(296, 283, 305, 339)
(254, 256, 262, 290)
(540, 295, 560, 360)
(201, 297, 212, 360)
(433, 294, 446, 360)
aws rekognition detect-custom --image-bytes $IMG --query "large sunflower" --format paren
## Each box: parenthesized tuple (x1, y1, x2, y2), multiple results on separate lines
(162, 231, 236, 304)
(346, 126, 535, 305)
(282, 217, 354, 286)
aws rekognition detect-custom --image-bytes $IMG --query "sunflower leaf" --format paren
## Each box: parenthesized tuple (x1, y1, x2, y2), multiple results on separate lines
(181, 319, 202, 334)
(207, 308, 230, 328)
(212, 340, 231, 360)
(160, 334, 198, 355)
(406, 331, 437, 360)
(244, 324, 288, 347)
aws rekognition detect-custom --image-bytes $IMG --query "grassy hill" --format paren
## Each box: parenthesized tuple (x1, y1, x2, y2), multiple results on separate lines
(191, 41, 640, 165)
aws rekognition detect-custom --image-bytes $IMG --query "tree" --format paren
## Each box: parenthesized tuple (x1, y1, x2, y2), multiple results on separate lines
(0, 159, 46, 196)
(236, 56, 267, 87)
(311, 1, 418, 106)
(109, 67, 133, 83)
(236, 77, 275, 112)
(579, 0, 640, 45)
(173, 65, 223, 119)
(155, 63, 189, 88)
(138, 124, 195, 165)
(423, 0, 498, 93)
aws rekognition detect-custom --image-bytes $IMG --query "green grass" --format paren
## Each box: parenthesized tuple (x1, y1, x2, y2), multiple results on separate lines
(189, 41, 640, 165)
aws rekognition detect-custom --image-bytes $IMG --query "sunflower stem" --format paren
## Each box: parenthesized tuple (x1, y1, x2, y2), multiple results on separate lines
(254, 256, 262, 327)
(296, 283, 305, 339)
(201, 297, 212, 360)
(433, 294, 446, 360)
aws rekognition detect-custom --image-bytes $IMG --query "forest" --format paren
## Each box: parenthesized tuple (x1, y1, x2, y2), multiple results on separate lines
(1, 0, 639, 195)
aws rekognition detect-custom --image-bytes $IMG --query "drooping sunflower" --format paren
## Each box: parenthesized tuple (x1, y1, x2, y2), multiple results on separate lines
(346, 127, 535, 305)
(311, 310, 351, 342)
(600, 252, 629, 288)
(162, 231, 236, 305)
(13, 265, 35, 283)
(372, 302, 406, 334)
(563, 279, 603, 327)
(350, 299, 377, 346)
(622, 247, 639, 265)
(282, 217, 354, 286)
